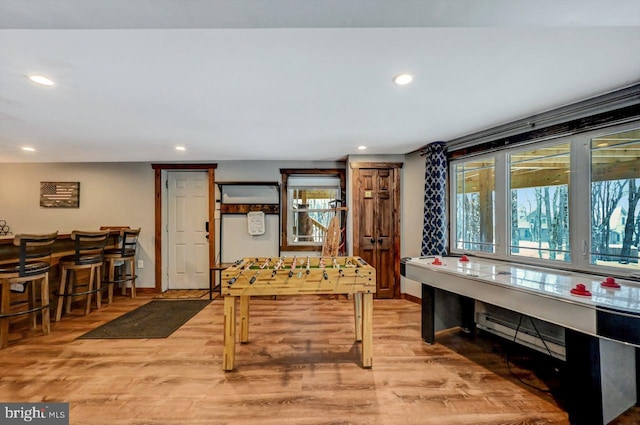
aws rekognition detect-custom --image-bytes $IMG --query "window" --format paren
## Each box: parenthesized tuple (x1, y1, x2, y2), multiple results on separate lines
(280, 169, 346, 252)
(509, 143, 571, 261)
(449, 121, 640, 276)
(590, 129, 640, 270)
(288, 178, 341, 244)
(453, 158, 495, 253)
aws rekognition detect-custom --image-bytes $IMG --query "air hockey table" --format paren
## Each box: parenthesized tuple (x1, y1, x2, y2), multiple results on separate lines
(401, 255, 640, 425)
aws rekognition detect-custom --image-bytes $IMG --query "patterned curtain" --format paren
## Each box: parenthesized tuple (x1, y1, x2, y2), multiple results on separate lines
(421, 142, 448, 256)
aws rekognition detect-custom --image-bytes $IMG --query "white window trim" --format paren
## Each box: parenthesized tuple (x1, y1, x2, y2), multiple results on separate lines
(280, 168, 346, 253)
(449, 120, 640, 279)
(449, 152, 499, 257)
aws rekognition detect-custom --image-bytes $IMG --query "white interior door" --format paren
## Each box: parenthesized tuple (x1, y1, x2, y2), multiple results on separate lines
(167, 171, 209, 289)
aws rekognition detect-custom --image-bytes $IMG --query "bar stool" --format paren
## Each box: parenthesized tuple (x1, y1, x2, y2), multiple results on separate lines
(55, 230, 109, 321)
(0, 232, 58, 349)
(103, 228, 140, 302)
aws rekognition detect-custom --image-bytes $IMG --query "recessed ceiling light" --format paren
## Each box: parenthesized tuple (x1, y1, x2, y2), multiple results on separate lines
(28, 75, 55, 86)
(175, 146, 186, 151)
(393, 74, 413, 85)
(21, 146, 35, 152)
(358, 145, 367, 150)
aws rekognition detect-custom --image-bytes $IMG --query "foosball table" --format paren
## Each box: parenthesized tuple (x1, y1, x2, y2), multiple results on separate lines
(221, 256, 376, 371)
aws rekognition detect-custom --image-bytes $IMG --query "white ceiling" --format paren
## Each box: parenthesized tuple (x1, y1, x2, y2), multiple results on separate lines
(1, 0, 639, 163)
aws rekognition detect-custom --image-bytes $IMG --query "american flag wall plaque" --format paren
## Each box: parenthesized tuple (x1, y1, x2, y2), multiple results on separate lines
(40, 182, 80, 208)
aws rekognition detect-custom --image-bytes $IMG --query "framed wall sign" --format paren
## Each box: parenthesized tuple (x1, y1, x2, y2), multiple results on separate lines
(40, 181, 80, 208)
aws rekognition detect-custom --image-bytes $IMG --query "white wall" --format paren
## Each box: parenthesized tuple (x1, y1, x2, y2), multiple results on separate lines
(401, 152, 427, 298)
(215, 160, 343, 182)
(0, 162, 156, 287)
(1, 158, 426, 297)
(213, 160, 343, 263)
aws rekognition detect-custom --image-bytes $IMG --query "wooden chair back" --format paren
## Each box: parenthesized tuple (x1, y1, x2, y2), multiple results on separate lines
(13, 232, 58, 277)
(118, 228, 141, 258)
(70, 230, 109, 265)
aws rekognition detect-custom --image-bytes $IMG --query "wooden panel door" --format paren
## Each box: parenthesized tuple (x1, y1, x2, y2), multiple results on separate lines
(352, 163, 401, 299)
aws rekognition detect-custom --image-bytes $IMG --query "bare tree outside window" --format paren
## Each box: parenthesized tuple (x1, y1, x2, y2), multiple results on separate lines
(450, 125, 639, 275)
(454, 159, 495, 253)
(591, 129, 640, 270)
(509, 143, 571, 261)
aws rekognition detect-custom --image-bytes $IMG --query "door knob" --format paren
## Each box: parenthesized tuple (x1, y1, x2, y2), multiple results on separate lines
(370, 238, 375, 244)
(378, 238, 383, 244)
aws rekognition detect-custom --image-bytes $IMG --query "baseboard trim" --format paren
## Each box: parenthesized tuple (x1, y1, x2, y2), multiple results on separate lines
(401, 293, 421, 304)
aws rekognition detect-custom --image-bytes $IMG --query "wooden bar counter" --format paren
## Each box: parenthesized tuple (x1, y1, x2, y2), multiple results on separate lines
(0, 231, 120, 314)
(0, 231, 119, 264)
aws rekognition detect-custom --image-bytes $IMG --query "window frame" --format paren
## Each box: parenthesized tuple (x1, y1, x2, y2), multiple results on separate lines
(507, 140, 572, 263)
(449, 154, 497, 254)
(280, 168, 346, 253)
(588, 127, 640, 273)
(448, 120, 640, 278)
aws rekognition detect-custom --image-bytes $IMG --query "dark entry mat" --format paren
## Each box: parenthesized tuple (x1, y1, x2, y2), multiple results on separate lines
(78, 300, 210, 339)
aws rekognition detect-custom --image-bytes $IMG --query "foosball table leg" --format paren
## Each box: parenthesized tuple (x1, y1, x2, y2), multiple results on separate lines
(362, 293, 373, 368)
(354, 293, 363, 342)
(223, 296, 236, 371)
(239, 295, 250, 343)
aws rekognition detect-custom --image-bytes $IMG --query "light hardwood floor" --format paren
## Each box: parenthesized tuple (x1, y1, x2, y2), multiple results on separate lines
(1, 294, 639, 425)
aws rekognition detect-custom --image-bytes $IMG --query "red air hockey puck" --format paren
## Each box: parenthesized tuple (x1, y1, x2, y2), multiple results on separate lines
(601, 276, 621, 289)
(570, 283, 592, 297)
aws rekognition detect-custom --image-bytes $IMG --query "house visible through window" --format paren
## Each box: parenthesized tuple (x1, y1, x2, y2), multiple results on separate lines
(509, 142, 571, 262)
(591, 129, 640, 270)
(449, 122, 640, 276)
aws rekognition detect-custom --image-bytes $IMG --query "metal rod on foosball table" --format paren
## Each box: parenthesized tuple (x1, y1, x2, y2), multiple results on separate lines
(249, 270, 260, 284)
(333, 258, 345, 278)
(228, 259, 256, 285)
(319, 257, 328, 280)
(251, 258, 269, 283)
(272, 257, 284, 277)
(288, 256, 297, 278)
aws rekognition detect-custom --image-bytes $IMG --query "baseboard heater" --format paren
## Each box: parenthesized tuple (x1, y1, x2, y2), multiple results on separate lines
(476, 308, 566, 360)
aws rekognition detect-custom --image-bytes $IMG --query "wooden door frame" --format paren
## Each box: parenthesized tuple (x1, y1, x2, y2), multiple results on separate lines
(151, 164, 217, 293)
(350, 162, 402, 299)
